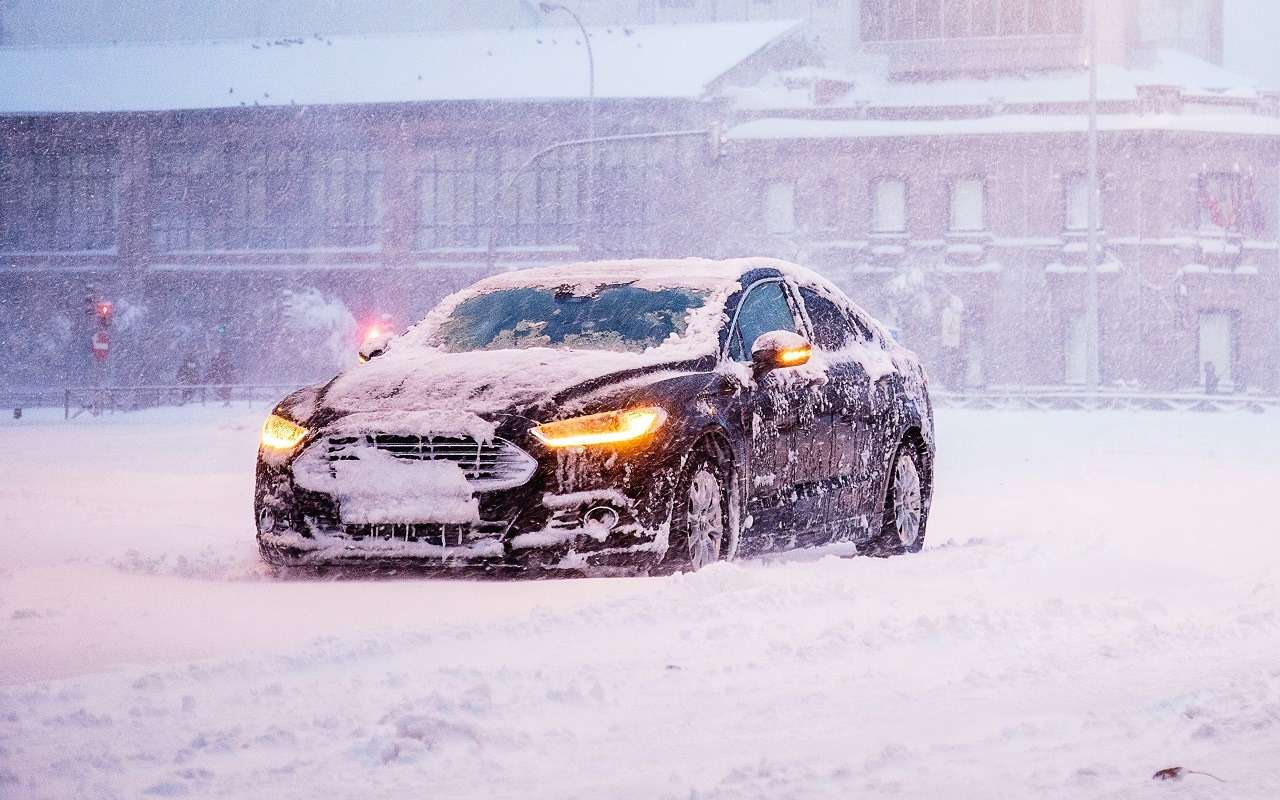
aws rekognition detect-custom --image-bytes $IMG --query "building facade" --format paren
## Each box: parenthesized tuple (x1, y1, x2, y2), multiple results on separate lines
(1, 2, 1276, 394)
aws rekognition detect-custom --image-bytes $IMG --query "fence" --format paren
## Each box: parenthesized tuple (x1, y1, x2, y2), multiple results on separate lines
(60, 384, 301, 419)
(931, 388, 1277, 413)
(0, 383, 1273, 420)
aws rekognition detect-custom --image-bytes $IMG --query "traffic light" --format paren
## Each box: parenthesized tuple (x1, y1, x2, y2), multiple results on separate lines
(95, 301, 113, 328)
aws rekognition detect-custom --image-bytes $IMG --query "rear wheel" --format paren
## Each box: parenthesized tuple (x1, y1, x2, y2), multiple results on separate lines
(867, 441, 926, 556)
(658, 442, 730, 573)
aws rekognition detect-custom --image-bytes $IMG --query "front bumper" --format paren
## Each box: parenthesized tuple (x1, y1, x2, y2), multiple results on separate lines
(254, 434, 682, 573)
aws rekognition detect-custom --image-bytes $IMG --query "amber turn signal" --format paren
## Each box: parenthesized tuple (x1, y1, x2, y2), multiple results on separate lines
(777, 345, 812, 367)
(531, 407, 667, 448)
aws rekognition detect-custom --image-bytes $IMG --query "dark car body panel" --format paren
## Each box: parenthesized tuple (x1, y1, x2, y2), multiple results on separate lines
(255, 260, 934, 573)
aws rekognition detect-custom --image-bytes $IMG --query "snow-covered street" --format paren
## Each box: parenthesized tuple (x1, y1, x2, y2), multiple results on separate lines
(2, 405, 1278, 799)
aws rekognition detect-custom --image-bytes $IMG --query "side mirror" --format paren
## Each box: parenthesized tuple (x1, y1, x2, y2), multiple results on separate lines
(358, 329, 394, 364)
(750, 330, 812, 376)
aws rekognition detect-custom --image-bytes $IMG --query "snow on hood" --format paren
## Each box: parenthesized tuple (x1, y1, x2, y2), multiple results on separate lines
(324, 346, 693, 418)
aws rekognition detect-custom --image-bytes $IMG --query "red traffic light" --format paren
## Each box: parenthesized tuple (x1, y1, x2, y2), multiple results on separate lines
(96, 301, 114, 319)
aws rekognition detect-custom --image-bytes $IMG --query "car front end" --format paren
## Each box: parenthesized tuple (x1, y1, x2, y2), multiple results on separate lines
(253, 391, 700, 575)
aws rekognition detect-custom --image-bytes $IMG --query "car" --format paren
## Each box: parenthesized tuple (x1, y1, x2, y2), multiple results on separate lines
(254, 257, 935, 574)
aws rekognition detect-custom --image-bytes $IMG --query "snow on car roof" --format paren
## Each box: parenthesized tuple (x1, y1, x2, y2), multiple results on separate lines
(323, 257, 904, 418)
(464, 257, 797, 293)
(0, 20, 802, 114)
(402, 257, 884, 353)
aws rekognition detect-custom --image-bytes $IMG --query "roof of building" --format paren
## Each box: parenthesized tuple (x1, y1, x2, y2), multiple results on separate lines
(728, 110, 1280, 141)
(0, 19, 802, 115)
(728, 50, 1265, 111)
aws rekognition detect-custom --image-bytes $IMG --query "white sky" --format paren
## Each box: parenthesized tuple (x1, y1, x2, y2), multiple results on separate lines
(1224, 0, 1280, 87)
(2, 0, 1277, 91)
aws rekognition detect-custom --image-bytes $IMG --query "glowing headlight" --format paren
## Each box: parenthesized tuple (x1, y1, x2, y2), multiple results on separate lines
(531, 407, 667, 448)
(261, 414, 308, 451)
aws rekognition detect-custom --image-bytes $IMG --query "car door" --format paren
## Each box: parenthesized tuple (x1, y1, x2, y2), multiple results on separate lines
(797, 286, 877, 543)
(727, 279, 828, 554)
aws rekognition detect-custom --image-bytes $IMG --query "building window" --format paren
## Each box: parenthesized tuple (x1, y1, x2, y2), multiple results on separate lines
(813, 179, 841, 232)
(417, 144, 494, 250)
(416, 142, 583, 250)
(861, 0, 1082, 41)
(915, 0, 944, 37)
(765, 180, 796, 234)
(152, 143, 382, 251)
(0, 146, 117, 252)
(1064, 172, 1100, 231)
(596, 138, 667, 249)
(872, 178, 907, 233)
(950, 177, 986, 232)
(1198, 172, 1243, 233)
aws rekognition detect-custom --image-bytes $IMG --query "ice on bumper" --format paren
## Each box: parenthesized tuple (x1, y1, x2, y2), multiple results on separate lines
(295, 445, 480, 525)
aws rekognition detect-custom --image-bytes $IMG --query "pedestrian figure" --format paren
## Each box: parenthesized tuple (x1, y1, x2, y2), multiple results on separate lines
(176, 353, 201, 404)
(207, 348, 234, 405)
(1203, 361, 1219, 395)
(939, 296, 964, 390)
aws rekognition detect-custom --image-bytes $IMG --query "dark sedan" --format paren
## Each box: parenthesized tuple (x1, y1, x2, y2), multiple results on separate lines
(255, 258, 934, 574)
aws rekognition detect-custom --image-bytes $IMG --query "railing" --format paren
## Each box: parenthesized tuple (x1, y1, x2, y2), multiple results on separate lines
(2, 383, 1273, 420)
(932, 387, 1277, 413)
(61, 384, 301, 419)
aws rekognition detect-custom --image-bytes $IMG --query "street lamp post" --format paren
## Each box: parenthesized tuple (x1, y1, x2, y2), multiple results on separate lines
(1085, 0, 1101, 389)
(539, 3, 595, 253)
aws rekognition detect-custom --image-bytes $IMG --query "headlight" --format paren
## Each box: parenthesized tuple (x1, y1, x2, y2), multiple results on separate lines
(261, 414, 308, 451)
(531, 407, 667, 448)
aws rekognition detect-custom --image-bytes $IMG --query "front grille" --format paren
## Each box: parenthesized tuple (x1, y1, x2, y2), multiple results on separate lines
(342, 521, 508, 545)
(325, 433, 537, 491)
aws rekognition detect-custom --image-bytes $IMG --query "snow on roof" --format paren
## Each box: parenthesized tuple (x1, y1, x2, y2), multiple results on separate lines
(729, 50, 1262, 112)
(0, 20, 802, 115)
(464, 256, 788, 293)
(728, 111, 1280, 141)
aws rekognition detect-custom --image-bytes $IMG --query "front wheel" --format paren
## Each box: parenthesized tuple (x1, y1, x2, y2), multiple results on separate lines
(656, 442, 730, 573)
(867, 441, 926, 556)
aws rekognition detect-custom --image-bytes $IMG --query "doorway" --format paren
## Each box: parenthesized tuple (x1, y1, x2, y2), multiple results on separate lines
(1197, 311, 1235, 390)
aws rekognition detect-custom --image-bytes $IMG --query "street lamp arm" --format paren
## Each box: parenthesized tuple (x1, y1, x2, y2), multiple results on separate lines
(540, 2, 596, 254)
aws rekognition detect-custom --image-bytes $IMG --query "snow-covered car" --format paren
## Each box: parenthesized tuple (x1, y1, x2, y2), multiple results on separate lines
(254, 258, 934, 573)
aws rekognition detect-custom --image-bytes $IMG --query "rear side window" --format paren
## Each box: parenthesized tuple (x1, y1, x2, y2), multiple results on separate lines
(729, 281, 797, 361)
(799, 286, 870, 351)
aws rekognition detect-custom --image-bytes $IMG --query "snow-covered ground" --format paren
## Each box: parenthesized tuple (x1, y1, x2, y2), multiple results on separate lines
(1, 404, 1278, 799)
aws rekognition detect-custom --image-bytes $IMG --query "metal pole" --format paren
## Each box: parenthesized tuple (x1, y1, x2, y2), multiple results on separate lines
(540, 4, 595, 255)
(1085, 0, 1101, 388)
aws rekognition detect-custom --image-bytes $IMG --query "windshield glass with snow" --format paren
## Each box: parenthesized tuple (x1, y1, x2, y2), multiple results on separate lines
(431, 285, 709, 353)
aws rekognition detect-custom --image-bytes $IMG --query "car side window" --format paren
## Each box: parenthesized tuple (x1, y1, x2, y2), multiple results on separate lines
(799, 287, 862, 352)
(729, 281, 797, 362)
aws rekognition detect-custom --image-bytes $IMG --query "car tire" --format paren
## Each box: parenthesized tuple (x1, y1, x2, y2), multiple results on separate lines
(655, 440, 731, 574)
(866, 439, 927, 557)
(257, 537, 290, 567)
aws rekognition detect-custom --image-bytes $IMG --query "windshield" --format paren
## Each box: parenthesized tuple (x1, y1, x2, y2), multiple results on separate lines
(431, 284, 709, 353)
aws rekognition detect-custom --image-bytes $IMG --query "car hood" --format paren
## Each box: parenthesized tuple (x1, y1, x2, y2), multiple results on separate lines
(319, 345, 707, 420)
